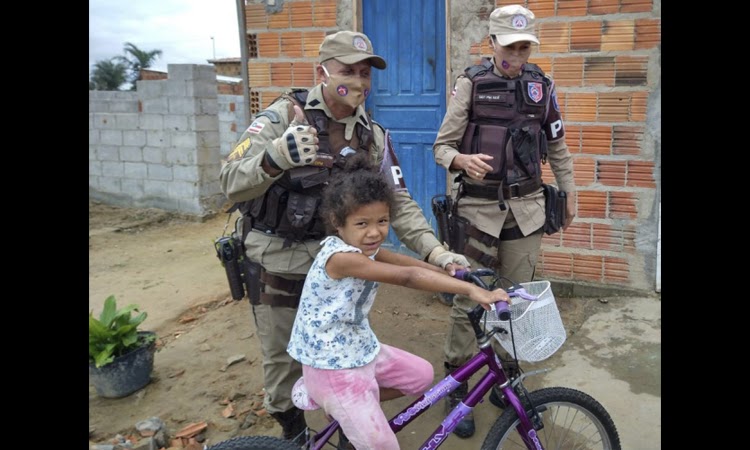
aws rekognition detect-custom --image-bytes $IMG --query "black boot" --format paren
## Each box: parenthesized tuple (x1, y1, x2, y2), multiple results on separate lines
(270, 407, 307, 444)
(444, 363, 475, 438)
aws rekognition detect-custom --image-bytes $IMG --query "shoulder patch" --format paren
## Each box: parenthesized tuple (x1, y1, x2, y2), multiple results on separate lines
(255, 110, 280, 123)
(246, 120, 265, 134)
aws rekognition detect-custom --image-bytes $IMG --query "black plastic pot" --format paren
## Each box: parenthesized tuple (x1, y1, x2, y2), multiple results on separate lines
(89, 331, 156, 398)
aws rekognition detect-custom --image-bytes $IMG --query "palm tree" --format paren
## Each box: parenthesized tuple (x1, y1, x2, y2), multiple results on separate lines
(89, 59, 128, 91)
(117, 42, 163, 90)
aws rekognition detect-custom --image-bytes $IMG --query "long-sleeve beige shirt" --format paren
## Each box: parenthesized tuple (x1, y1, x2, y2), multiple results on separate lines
(433, 61, 575, 238)
(219, 84, 442, 274)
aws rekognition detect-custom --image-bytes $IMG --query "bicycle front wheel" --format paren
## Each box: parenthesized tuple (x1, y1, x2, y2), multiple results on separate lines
(206, 435, 302, 450)
(481, 386, 621, 450)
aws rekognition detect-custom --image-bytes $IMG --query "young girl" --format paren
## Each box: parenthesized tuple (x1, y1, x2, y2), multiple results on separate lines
(286, 154, 511, 449)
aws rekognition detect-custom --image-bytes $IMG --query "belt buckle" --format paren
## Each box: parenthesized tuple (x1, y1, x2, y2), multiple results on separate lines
(507, 183, 520, 199)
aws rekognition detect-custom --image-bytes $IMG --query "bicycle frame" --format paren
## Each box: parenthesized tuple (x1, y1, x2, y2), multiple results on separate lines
(209, 269, 620, 450)
(306, 295, 544, 450)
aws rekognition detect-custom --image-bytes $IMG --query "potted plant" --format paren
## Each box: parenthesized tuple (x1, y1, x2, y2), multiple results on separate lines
(89, 295, 158, 398)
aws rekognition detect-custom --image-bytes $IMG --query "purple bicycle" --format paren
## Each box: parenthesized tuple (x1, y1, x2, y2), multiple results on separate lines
(207, 268, 621, 450)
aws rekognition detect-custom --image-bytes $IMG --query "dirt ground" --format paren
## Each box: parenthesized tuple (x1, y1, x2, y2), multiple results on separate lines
(88, 200, 599, 449)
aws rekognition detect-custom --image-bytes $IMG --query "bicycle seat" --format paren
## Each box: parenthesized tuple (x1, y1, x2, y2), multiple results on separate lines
(291, 377, 321, 411)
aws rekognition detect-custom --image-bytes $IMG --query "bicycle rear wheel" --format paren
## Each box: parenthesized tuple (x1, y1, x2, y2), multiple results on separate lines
(481, 387, 621, 450)
(206, 435, 302, 450)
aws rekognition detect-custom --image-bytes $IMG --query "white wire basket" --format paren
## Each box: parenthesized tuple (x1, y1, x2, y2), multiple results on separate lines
(483, 280, 566, 362)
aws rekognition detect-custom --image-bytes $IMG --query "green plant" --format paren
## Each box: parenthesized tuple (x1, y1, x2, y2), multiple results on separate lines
(89, 295, 155, 368)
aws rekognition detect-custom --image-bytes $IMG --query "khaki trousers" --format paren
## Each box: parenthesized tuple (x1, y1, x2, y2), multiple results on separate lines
(251, 272, 306, 414)
(443, 210, 543, 366)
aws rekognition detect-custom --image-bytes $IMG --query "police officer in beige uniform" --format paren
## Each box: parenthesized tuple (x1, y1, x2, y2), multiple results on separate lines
(219, 30, 470, 445)
(432, 5, 576, 438)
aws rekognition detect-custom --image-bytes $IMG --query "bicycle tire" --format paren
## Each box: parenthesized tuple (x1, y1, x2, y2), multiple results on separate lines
(205, 435, 302, 450)
(480, 386, 621, 450)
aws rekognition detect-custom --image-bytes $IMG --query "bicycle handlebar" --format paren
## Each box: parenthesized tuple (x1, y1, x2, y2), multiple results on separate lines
(453, 269, 539, 321)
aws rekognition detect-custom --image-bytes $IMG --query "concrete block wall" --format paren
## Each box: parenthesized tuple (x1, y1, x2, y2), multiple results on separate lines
(240, 0, 661, 292)
(89, 64, 244, 216)
(217, 94, 246, 158)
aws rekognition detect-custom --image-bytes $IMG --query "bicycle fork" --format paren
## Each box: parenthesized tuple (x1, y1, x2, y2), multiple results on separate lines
(498, 368, 553, 450)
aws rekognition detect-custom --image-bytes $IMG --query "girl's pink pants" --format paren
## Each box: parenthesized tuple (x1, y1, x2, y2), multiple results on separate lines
(303, 343, 434, 449)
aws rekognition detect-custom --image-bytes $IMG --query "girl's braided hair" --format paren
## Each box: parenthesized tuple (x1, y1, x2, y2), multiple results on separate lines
(320, 152, 395, 234)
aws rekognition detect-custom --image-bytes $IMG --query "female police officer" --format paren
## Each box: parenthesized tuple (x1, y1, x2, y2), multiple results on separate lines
(432, 5, 577, 438)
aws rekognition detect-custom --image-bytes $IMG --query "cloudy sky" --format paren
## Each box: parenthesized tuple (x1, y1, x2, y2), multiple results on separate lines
(89, 0, 241, 74)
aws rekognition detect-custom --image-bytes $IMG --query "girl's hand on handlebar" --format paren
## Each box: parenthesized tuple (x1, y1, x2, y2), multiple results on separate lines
(469, 286, 511, 311)
(443, 262, 469, 276)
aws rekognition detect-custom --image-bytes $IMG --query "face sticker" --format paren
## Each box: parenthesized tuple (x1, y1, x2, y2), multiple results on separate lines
(527, 82, 543, 103)
(337, 85, 349, 96)
(451, 86, 457, 97)
(246, 120, 265, 134)
(501, 60, 510, 69)
(364, 88, 370, 98)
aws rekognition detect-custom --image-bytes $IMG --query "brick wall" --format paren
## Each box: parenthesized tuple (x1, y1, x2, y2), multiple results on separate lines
(240, 0, 661, 292)
(243, 0, 341, 113)
(211, 59, 243, 77)
(89, 64, 244, 216)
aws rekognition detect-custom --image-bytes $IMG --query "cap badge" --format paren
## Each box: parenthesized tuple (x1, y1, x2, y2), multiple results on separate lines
(511, 14, 528, 29)
(352, 36, 368, 51)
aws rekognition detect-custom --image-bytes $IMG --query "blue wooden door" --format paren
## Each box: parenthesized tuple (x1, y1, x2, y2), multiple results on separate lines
(363, 0, 447, 253)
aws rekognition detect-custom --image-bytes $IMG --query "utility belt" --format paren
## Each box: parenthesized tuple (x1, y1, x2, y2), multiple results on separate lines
(432, 194, 528, 269)
(258, 269, 305, 309)
(250, 223, 325, 246)
(459, 179, 566, 235)
(461, 179, 541, 201)
(431, 179, 564, 268)
(214, 213, 307, 309)
(247, 224, 308, 309)
(450, 215, 539, 268)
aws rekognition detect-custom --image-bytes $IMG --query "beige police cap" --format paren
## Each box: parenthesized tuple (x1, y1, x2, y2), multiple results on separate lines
(319, 30, 387, 69)
(488, 5, 540, 46)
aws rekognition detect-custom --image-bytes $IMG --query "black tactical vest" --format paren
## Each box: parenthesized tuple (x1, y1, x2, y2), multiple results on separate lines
(239, 89, 375, 246)
(459, 58, 550, 186)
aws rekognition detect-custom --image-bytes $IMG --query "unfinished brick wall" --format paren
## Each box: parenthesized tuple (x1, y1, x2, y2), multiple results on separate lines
(465, 0, 660, 290)
(244, 0, 336, 113)
(212, 58, 243, 76)
(240, 0, 661, 292)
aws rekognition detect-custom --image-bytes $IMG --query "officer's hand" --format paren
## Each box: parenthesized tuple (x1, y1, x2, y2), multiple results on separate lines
(428, 246, 471, 276)
(265, 105, 319, 171)
(455, 153, 494, 180)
